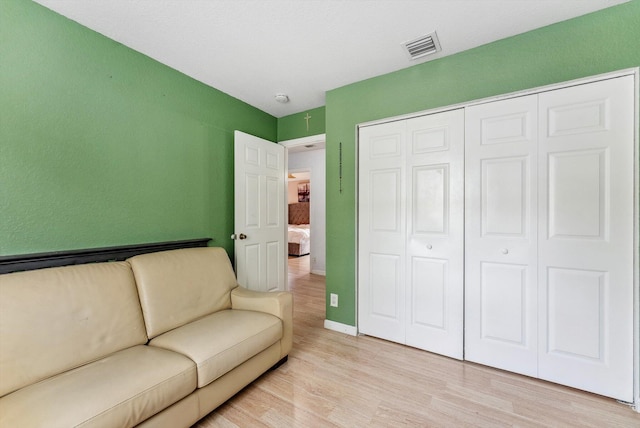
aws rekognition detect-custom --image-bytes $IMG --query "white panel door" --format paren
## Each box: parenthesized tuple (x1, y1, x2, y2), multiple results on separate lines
(465, 95, 539, 376)
(358, 120, 406, 343)
(405, 109, 464, 359)
(537, 76, 634, 401)
(358, 109, 464, 358)
(234, 131, 286, 292)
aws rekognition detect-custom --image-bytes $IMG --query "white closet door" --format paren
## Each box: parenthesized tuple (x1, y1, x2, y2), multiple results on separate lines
(537, 76, 634, 401)
(358, 120, 407, 344)
(359, 109, 464, 358)
(465, 95, 539, 376)
(405, 109, 464, 359)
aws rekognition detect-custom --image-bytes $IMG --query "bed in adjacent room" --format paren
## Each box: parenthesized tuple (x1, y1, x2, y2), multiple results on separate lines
(288, 202, 310, 256)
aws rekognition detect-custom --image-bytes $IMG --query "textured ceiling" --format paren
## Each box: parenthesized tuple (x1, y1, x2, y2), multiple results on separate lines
(33, 0, 628, 117)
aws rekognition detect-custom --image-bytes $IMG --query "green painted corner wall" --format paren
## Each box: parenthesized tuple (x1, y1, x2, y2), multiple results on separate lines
(277, 106, 326, 141)
(0, 0, 277, 256)
(325, 0, 640, 326)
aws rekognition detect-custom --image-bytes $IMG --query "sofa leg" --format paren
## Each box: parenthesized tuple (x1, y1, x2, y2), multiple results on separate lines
(270, 356, 288, 370)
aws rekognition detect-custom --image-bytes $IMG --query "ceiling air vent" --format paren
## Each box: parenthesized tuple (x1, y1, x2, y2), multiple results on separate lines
(402, 31, 441, 60)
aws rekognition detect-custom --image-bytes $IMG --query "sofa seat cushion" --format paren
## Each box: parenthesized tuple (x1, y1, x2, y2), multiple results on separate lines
(149, 309, 282, 388)
(0, 345, 196, 428)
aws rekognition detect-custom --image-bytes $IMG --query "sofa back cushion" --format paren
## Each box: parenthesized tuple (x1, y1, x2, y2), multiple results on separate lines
(128, 247, 237, 339)
(0, 262, 148, 397)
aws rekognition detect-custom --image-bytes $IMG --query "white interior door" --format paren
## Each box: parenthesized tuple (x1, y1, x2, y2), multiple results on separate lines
(404, 109, 464, 359)
(465, 76, 635, 401)
(358, 109, 464, 359)
(234, 130, 286, 292)
(537, 76, 634, 401)
(358, 120, 407, 344)
(358, 72, 636, 403)
(465, 95, 539, 376)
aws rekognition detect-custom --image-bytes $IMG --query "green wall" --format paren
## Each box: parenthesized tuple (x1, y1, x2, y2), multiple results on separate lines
(277, 106, 326, 141)
(0, 0, 277, 256)
(325, 1, 640, 326)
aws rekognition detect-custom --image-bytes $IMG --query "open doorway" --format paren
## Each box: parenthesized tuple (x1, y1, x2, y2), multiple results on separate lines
(287, 170, 311, 269)
(280, 134, 326, 277)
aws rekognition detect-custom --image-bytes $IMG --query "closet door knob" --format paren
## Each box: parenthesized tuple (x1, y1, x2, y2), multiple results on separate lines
(501, 248, 509, 254)
(426, 244, 433, 250)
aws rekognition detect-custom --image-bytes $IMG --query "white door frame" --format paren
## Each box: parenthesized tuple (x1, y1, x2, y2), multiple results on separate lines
(354, 68, 640, 411)
(279, 134, 326, 150)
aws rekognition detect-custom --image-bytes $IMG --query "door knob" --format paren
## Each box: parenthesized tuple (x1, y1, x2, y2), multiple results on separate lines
(231, 233, 248, 240)
(239, 233, 247, 240)
(501, 248, 509, 254)
(426, 244, 433, 250)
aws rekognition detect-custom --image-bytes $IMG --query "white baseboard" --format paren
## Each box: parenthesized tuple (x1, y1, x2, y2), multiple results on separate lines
(324, 319, 358, 336)
(311, 269, 326, 276)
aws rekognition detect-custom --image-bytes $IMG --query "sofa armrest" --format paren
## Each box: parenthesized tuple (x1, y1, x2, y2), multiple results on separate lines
(230, 287, 293, 358)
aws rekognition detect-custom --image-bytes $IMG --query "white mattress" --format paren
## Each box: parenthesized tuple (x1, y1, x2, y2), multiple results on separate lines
(288, 224, 310, 255)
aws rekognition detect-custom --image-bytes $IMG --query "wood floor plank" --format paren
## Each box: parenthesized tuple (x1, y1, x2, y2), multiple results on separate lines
(193, 256, 640, 427)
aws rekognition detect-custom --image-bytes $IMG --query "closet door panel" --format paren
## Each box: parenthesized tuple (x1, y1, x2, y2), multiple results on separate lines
(465, 95, 538, 376)
(480, 262, 528, 345)
(410, 257, 447, 328)
(482, 157, 528, 237)
(538, 76, 634, 401)
(546, 268, 605, 359)
(370, 169, 402, 231)
(369, 253, 402, 318)
(405, 109, 464, 359)
(358, 121, 407, 343)
(413, 165, 448, 234)
(547, 150, 606, 239)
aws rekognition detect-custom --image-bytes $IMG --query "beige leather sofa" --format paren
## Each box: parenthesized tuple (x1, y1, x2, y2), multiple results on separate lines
(0, 247, 292, 427)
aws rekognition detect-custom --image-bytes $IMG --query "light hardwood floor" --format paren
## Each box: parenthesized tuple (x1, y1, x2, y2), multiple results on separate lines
(194, 256, 640, 427)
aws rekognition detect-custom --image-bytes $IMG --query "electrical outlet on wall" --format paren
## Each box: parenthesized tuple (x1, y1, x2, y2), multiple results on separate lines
(330, 293, 338, 307)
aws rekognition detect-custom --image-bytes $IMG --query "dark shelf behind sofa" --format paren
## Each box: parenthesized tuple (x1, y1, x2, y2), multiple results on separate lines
(0, 238, 211, 274)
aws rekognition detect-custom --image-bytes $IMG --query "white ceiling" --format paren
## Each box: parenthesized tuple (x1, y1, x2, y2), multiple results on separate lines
(287, 141, 325, 153)
(34, 0, 628, 118)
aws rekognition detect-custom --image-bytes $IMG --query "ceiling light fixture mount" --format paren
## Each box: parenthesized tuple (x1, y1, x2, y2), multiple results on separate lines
(275, 93, 290, 103)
